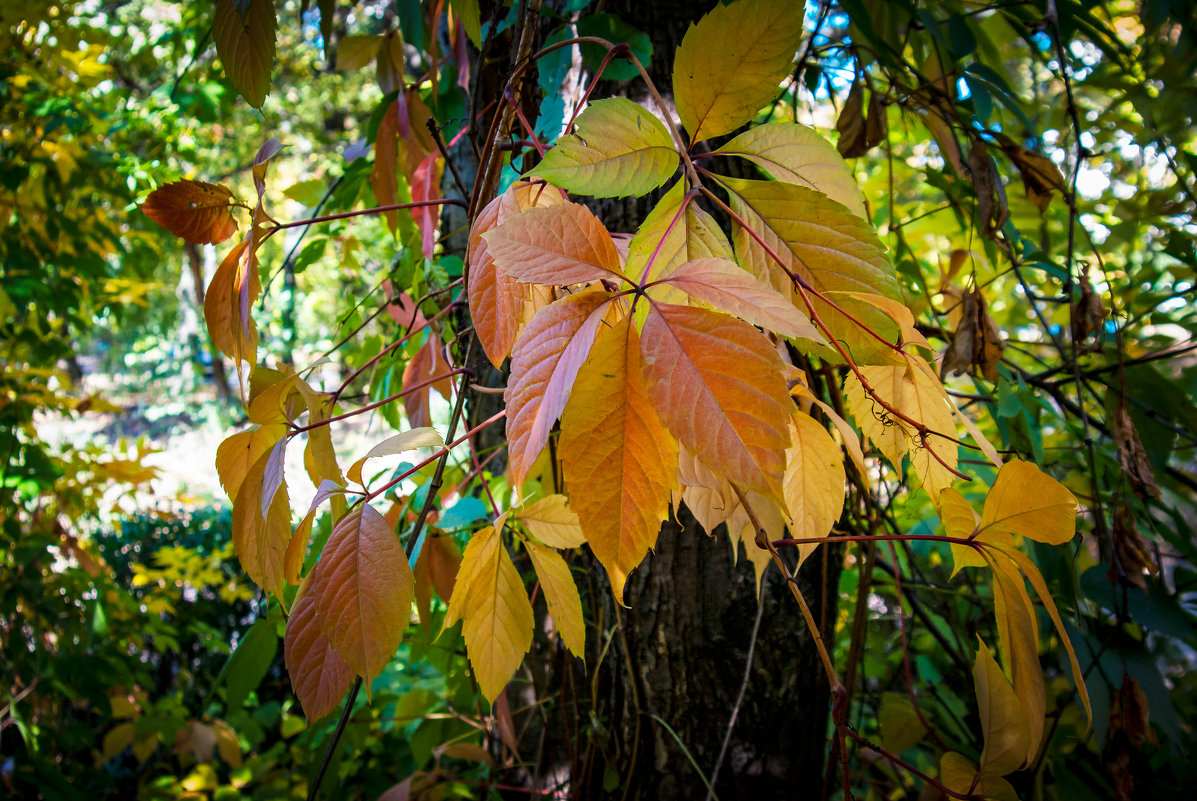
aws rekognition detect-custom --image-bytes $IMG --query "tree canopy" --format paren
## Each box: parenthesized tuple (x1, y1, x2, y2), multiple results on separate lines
(2, 1, 1196, 800)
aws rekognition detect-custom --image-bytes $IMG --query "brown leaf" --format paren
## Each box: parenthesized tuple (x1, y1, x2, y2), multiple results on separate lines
(836, 79, 868, 158)
(967, 141, 1008, 237)
(142, 180, 239, 244)
(865, 89, 887, 149)
(1109, 503, 1160, 590)
(1112, 403, 1160, 499)
(1109, 674, 1157, 748)
(940, 287, 1004, 383)
(995, 134, 1067, 213)
(1070, 271, 1107, 354)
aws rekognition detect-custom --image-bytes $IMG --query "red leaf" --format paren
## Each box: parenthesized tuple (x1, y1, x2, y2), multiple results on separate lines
(411, 151, 443, 261)
(141, 180, 239, 244)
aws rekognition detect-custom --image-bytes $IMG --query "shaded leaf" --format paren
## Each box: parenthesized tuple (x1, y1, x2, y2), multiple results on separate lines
(973, 639, 1030, 776)
(782, 412, 845, 567)
(284, 579, 355, 722)
(213, 0, 277, 108)
(978, 459, 1077, 544)
(525, 541, 585, 657)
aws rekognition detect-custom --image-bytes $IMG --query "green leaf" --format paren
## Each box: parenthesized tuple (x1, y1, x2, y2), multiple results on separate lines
(213, 0, 277, 109)
(224, 619, 279, 709)
(531, 98, 678, 198)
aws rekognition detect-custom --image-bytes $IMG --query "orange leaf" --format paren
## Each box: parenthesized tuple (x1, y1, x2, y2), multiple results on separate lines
(309, 505, 415, 684)
(411, 151, 442, 261)
(483, 202, 625, 286)
(505, 292, 612, 489)
(216, 423, 287, 501)
(560, 318, 678, 601)
(212, 0, 276, 109)
(204, 238, 262, 371)
(141, 180, 239, 244)
(402, 335, 452, 429)
(660, 257, 823, 342)
(372, 98, 400, 235)
(468, 183, 565, 366)
(284, 579, 355, 722)
(231, 447, 291, 596)
(640, 302, 790, 500)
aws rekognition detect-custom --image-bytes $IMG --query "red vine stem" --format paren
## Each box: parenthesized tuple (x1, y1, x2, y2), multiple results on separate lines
(291, 367, 472, 434)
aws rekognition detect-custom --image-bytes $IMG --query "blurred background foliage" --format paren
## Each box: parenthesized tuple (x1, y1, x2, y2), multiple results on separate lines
(1, 1, 1195, 799)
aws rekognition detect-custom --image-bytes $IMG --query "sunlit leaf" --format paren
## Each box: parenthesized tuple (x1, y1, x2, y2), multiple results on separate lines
(532, 98, 678, 198)
(141, 180, 239, 244)
(978, 459, 1078, 544)
(231, 447, 291, 596)
(673, 0, 804, 143)
(347, 427, 444, 487)
(483, 202, 625, 286)
(515, 494, 586, 549)
(782, 412, 845, 567)
(284, 578, 355, 722)
(561, 318, 678, 600)
(625, 181, 732, 303)
(204, 238, 262, 372)
(216, 423, 286, 500)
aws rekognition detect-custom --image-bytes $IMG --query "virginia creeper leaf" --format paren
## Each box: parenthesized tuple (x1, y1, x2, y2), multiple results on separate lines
(713, 122, 867, 217)
(524, 541, 585, 657)
(978, 459, 1078, 544)
(141, 180, 239, 244)
(625, 181, 732, 304)
(213, 0, 277, 109)
(216, 423, 286, 500)
(939, 752, 1019, 801)
(444, 519, 503, 632)
(347, 427, 444, 487)
(640, 302, 790, 500)
(515, 494, 586, 549)
(660, 257, 824, 342)
(284, 579, 355, 722)
(531, 98, 678, 198)
(402, 336, 452, 429)
(673, 0, 804, 144)
(309, 505, 415, 684)
(560, 318, 678, 601)
(973, 639, 1031, 777)
(413, 535, 461, 629)
(989, 553, 1046, 765)
(782, 412, 846, 567)
(483, 202, 625, 286)
(504, 292, 612, 489)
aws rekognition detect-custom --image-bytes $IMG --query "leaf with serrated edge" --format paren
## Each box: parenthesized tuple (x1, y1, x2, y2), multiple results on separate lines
(525, 541, 585, 657)
(988, 553, 1046, 765)
(516, 495, 586, 549)
(626, 182, 732, 304)
(901, 354, 959, 502)
(807, 396, 867, 479)
(673, 0, 804, 144)
(284, 579, 355, 722)
(483, 202, 625, 286)
(213, 0, 277, 108)
(713, 122, 866, 217)
(939, 752, 1019, 801)
(973, 639, 1030, 777)
(940, 488, 988, 578)
(783, 412, 845, 567)
(640, 303, 790, 500)
(978, 460, 1078, 544)
(561, 318, 678, 601)
(468, 183, 565, 366)
(505, 292, 612, 489)
(532, 98, 678, 198)
(141, 180, 239, 244)
(216, 423, 286, 501)
(661, 257, 824, 342)
(444, 520, 502, 631)
(347, 427, 444, 487)
(232, 448, 291, 596)
(458, 529, 534, 701)
(309, 505, 414, 684)
(205, 239, 261, 370)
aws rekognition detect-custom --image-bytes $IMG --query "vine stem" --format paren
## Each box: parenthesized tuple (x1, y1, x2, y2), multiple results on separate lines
(271, 198, 466, 231)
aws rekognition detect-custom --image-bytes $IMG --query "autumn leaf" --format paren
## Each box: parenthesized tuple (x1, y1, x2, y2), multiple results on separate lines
(504, 292, 612, 489)
(216, 423, 287, 500)
(372, 97, 401, 235)
(446, 522, 534, 702)
(524, 541, 585, 657)
(973, 639, 1031, 776)
(213, 0, 277, 109)
(673, 0, 804, 144)
(204, 238, 262, 372)
(231, 446, 291, 596)
(308, 505, 415, 684)
(640, 302, 791, 500)
(625, 181, 732, 303)
(978, 459, 1078, 544)
(514, 494, 586, 549)
(677, 444, 739, 536)
(659, 257, 824, 342)
(560, 318, 678, 601)
(141, 180, 239, 244)
(402, 335, 452, 428)
(414, 534, 461, 630)
(713, 122, 866, 217)
(939, 751, 1018, 801)
(346, 427, 444, 488)
(989, 554, 1046, 764)
(284, 578, 355, 722)
(532, 98, 678, 198)
(483, 202, 625, 286)
(467, 182, 565, 366)
(411, 151, 443, 260)
(782, 412, 846, 567)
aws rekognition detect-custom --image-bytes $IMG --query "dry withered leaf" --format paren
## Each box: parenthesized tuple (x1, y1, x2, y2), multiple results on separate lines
(1112, 403, 1160, 499)
(995, 133, 1068, 213)
(967, 141, 1008, 237)
(836, 79, 868, 158)
(940, 287, 1004, 383)
(1071, 271, 1107, 353)
(1109, 503, 1160, 590)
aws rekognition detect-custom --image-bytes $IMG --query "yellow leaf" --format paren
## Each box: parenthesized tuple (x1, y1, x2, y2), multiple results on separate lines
(973, 639, 1030, 777)
(878, 692, 927, 754)
(783, 412, 846, 567)
(625, 181, 732, 304)
(939, 752, 1018, 801)
(641, 303, 790, 501)
(309, 505, 415, 684)
(677, 445, 739, 536)
(459, 530, 534, 702)
(532, 98, 678, 198)
(939, 487, 987, 578)
(725, 489, 783, 591)
(231, 447, 291, 596)
(978, 459, 1078, 544)
(673, 0, 804, 144)
(215, 423, 286, 501)
(989, 553, 1046, 765)
(713, 122, 866, 217)
(515, 494, 586, 549)
(561, 318, 678, 601)
(284, 577, 355, 722)
(525, 541, 585, 657)
(335, 35, 381, 71)
(102, 722, 135, 762)
(347, 427, 444, 487)
(444, 521, 502, 631)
